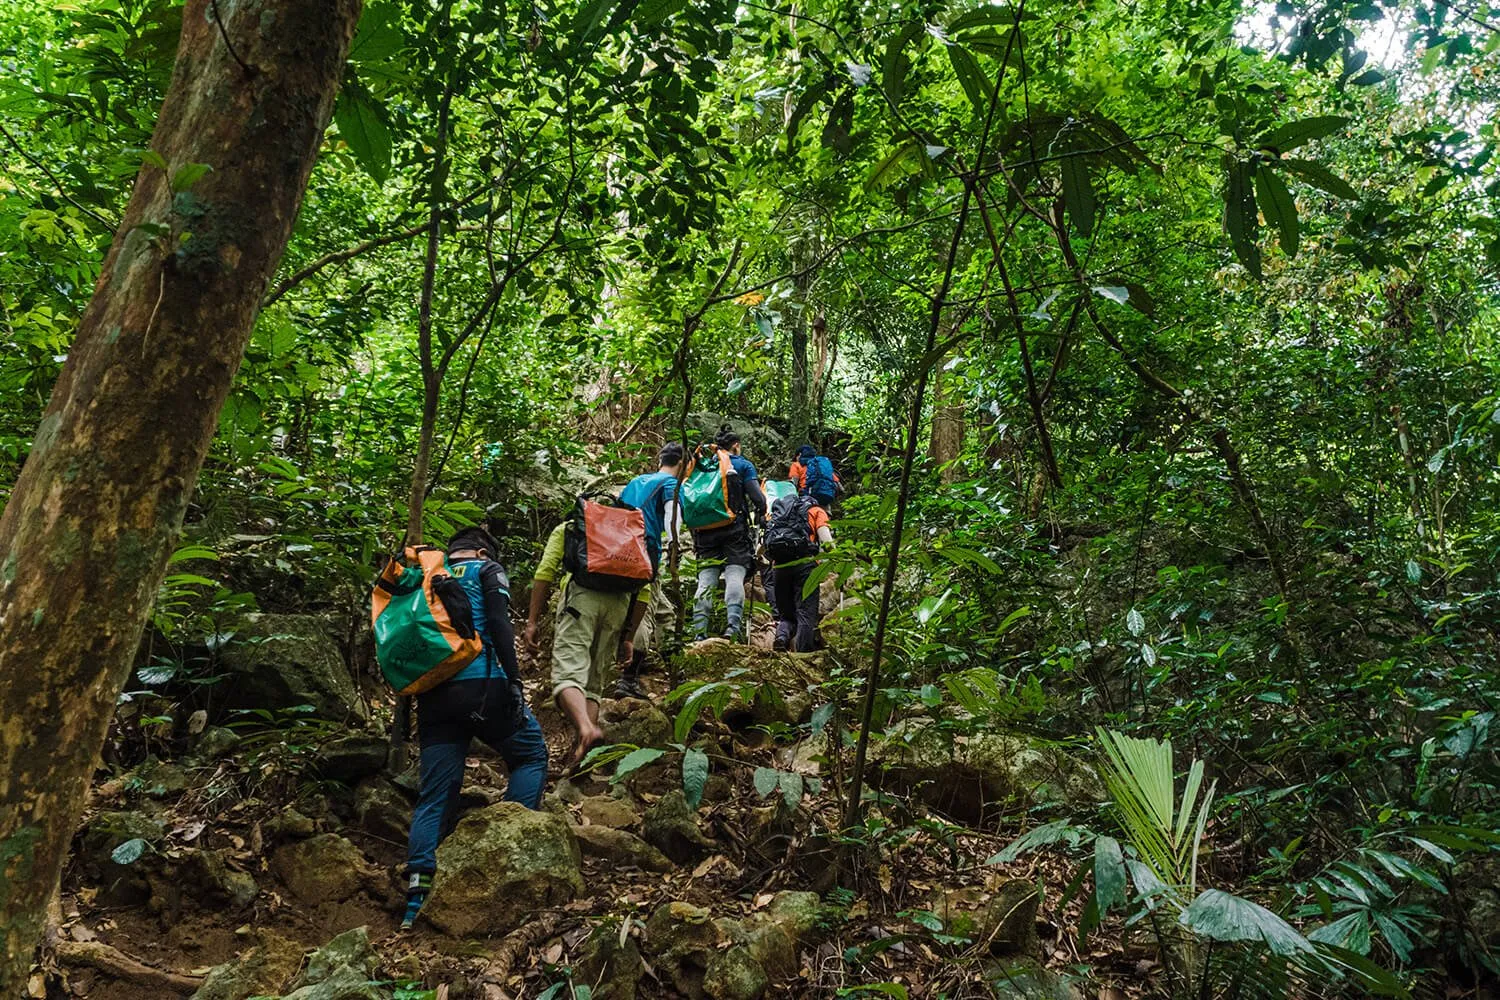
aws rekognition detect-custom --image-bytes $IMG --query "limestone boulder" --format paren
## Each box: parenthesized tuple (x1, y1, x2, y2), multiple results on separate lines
(190, 931, 303, 1000)
(679, 644, 824, 732)
(602, 699, 673, 747)
(642, 789, 715, 864)
(422, 802, 583, 937)
(313, 733, 389, 783)
(643, 901, 719, 998)
(579, 794, 641, 830)
(270, 833, 369, 904)
(279, 926, 381, 1000)
(353, 777, 410, 842)
(219, 613, 365, 721)
(577, 921, 647, 1000)
(575, 825, 675, 872)
(870, 720, 1105, 824)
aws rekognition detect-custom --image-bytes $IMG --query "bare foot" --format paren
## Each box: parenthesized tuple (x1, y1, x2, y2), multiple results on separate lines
(567, 723, 606, 772)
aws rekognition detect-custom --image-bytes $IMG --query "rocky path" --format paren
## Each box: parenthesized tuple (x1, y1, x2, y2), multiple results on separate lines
(42, 616, 1108, 1000)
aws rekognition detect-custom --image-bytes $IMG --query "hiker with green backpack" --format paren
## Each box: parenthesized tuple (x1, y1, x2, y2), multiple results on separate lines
(371, 527, 547, 931)
(680, 425, 766, 642)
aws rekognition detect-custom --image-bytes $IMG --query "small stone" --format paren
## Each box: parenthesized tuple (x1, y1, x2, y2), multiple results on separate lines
(553, 777, 587, 805)
(353, 778, 409, 842)
(271, 834, 368, 904)
(979, 881, 1041, 957)
(642, 790, 714, 864)
(764, 891, 824, 941)
(194, 726, 242, 760)
(579, 795, 641, 830)
(266, 807, 316, 841)
(574, 825, 674, 872)
(179, 849, 258, 910)
(130, 757, 191, 798)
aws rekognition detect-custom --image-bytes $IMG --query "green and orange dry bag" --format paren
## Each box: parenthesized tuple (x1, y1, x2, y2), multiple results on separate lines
(562, 492, 654, 593)
(680, 446, 741, 531)
(371, 545, 483, 695)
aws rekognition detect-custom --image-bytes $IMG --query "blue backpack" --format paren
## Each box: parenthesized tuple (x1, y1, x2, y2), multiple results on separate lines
(803, 455, 837, 503)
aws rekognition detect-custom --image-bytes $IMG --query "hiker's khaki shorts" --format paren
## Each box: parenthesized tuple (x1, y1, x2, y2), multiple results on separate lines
(551, 582, 633, 704)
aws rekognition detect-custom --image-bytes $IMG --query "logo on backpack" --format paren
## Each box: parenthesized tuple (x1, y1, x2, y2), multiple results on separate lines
(803, 455, 837, 504)
(764, 495, 821, 563)
(680, 446, 744, 531)
(372, 546, 483, 695)
(562, 492, 653, 593)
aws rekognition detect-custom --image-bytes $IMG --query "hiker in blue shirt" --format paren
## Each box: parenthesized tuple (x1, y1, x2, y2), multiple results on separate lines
(690, 425, 767, 642)
(402, 527, 547, 930)
(615, 443, 685, 698)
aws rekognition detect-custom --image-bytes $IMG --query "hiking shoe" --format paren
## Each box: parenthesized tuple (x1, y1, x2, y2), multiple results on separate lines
(692, 632, 708, 643)
(772, 635, 788, 653)
(720, 629, 739, 642)
(613, 675, 649, 700)
(401, 873, 432, 931)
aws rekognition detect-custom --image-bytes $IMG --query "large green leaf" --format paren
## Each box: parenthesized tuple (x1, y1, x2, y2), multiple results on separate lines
(1277, 158, 1359, 200)
(1061, 150, 1095, 238)
(1094, 836, 1127, 918)
(348, 1, 404, 63)
(1178, 889, 1314, 956)
(334, 83, 391, 184)
(881, 20, 926, 107)
(1223, 156, 1261, 278)
(1254, 163, 1299, 257)
(947, 44, 994, 120)
(681, 747, 709, 809)
(611, 747, 667, 782)
(1256, 115, 1349, 153)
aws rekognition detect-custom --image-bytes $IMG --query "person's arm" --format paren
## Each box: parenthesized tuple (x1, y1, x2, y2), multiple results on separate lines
(663, 496, 684, 561)
(816, 525, 834, 545)
(480, 561, 521, 678)
(811, 507, 834, 547)
(525, 525, 565, 650)
(743, 477, 768, 526)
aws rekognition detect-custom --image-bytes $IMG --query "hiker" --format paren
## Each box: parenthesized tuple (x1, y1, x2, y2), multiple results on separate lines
(403, 527, 547, 930)
(686, 425, 766, 642)
(764, 493, 834, 652)
(614, 443, 687, 699)
(789, 443, 840, 508)
(524, 505, 653, 767)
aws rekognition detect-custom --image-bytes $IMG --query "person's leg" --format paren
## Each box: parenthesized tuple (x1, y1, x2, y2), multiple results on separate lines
(552, 585, 605, 766)
(479, 701, 549, 809)
(692, 564, 721, 640)
(723, 563, 748, 639)
(585, 590, 628, 702)
(793, 562, 820, 653)
(404, 684, 470, 928)
(772, 562, 795, 651)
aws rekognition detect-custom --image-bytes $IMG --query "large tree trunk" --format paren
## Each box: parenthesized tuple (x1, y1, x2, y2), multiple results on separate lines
(0, 0, 360, 989)
(928, 362, 964, 482)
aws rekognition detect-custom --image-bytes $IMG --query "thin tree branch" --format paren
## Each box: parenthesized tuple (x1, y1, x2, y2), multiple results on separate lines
(0, 120, 117, 231)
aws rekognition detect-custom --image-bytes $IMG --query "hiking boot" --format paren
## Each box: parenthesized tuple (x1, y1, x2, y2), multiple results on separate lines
(401, 873, 432, 931)
(692, 632, 708, 643)
(613, 675, 649, 700)
(720, 628, 739, 643)
(772, 634, 788, 653)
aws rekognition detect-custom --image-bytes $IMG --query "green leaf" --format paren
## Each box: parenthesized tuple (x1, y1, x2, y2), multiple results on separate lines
(349, 2, 404, 62)
(1126, 607, 1145, 636)
(753, 766, 780, 798)
(636, 0, 688, 26)
(1223, 156, 1262, 278)
(1277, 158, 1359, 200)
(987, 820, 1090, 864)
(1060, 151, 1095, 238)
(882, 21, 925, 107)
(1254, 165, 1299, 257)
(169, 163, 212, 193)
(111, 838, 148, 865)
(865, 140, 918, 192)
(947, 44, 994, 120)
(334, 84, 392, 184)
(780, 770, 804, 810)
(786, 78, 834, 149)
(1256, 115, 1349, 153)
(1350, 69, 1386, 86)
(1094, 836, 1127, 917)
(681, 747, 709, 809)
(611, 747, 666, 782)
(810, 702, 834, 736)
(1178, 889, 1314, 956)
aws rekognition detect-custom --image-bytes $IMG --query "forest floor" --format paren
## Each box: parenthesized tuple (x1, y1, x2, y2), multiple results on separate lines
(38, 593, 1148, 1000)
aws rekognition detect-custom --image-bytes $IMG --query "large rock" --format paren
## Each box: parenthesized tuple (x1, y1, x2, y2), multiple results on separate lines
(281, 927, 381, 1000)
(679, 644, 824, 732)
(354, 777, 410, 841)
(177, 848, 258, 910)
(271, 833, 369, 904)
(313, 733, 389, 782)
(687, 412, 788, 465)
(602, 699, 673, 747)
(643, 902, 719, 997)
(1459, 855, 1500, 955)
(79, 810, 165, 904)
(190, 931, 303, 1000)
(870, 721, 1104, 824)
(423, 802, 583, 937)
(219, 613, 366, 721)
(642, 789, 715, 864)
(579, 794, 641, 830)
(575, 825, 675, 872)
(577, 921, 647, 1000)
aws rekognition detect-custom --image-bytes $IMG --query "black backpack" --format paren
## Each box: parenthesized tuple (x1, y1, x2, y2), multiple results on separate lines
(764, 495, 821, 563)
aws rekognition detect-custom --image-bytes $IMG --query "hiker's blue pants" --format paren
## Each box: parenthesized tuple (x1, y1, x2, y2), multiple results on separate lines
(406, 679, 548, 875)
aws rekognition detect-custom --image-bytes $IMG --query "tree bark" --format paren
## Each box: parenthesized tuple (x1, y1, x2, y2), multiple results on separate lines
(927, 360, 964, 482)
(0, 0, 360, 989)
